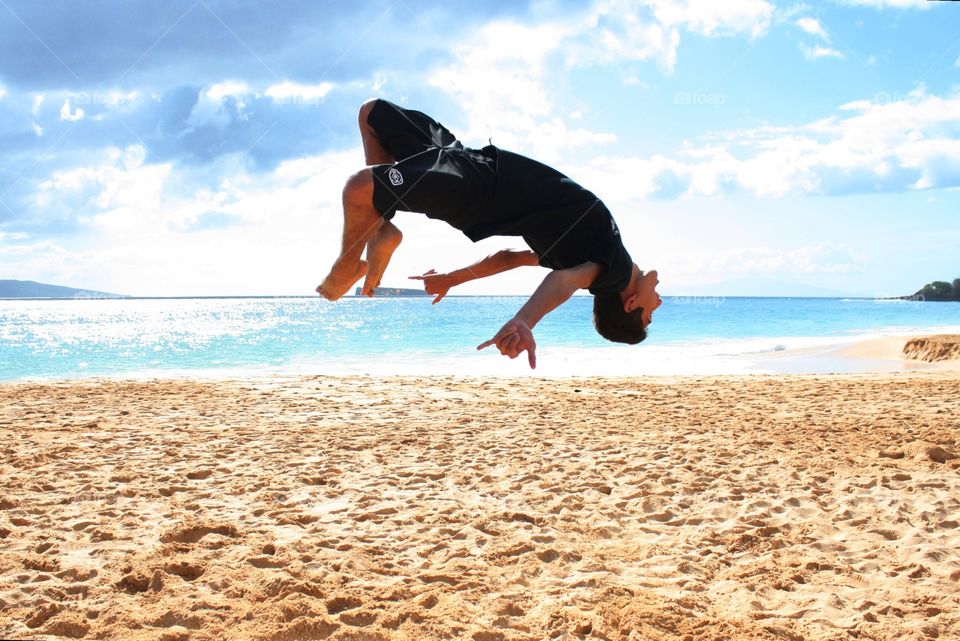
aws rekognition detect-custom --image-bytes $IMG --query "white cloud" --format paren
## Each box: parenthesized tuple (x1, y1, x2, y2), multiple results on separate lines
(647, 0, 774, 39)
(39, 146, 170, 229)
(574, 154, 691, 201)
(30, 94, 46, 136)
(801, 43, 845, 60)
(0, 231, 28, 242)
(185, 80, 336, 130)
(102, 90, 139, 106)
(897, 137, 960, 190)
(430, 0, 773, 161)
(187, 81, 250, 128)
(429, 19, 590, 160)
(70, 89, 140, 109)
(575, 2, 682, 72)
(206, 81, 249, 102)
(702, 243, 867, 274)
(622, 76, 650, 88)
(796, 17, 828, 40)
(0, 84, 6, 100)
(0, 240, 70, 280)
(265, 81, 333, 104)
(25, 145, 368, 295)
(833, 0, 929, 8)
(571, 88, 960, 200)
(59, 99, 84, 122)
(572, 0, 774, 73)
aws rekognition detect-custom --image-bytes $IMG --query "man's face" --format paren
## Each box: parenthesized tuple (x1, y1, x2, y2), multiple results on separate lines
(633, 269, 662, 327)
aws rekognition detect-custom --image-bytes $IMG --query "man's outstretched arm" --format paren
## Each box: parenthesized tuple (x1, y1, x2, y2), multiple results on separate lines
(477, 262, 602, 368)
(410, 249, 539, 303)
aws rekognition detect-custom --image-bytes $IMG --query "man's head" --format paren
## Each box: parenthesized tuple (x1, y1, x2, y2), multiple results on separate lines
(592, 265, 661, 344)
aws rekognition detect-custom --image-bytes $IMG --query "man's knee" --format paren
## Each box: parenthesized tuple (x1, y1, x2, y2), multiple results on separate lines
(358, 98, 381, 128)
(343, 168, 374, 206)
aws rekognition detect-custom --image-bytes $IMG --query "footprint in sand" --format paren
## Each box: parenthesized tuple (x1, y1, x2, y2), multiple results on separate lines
(158, 485, 191, 497)
(159, 521, 241, 544)
(339, 610, 378, 627)
(151, 611, 203, 630)
(325, 595, 363, 615)
(536, 549, 560, 563)
(39, 614, 90, 639)
(34, 540, 58, 554)
(495, 601, 526, 617)
(248, 554, 286, 569)
(269, 618, 338, 641)
(69, 520, 97, 532)
(23, 554, 60, 572)
(163, 560, 205, 581)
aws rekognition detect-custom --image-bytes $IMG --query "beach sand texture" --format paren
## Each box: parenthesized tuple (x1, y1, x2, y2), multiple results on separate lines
(2, 373, 959, 641)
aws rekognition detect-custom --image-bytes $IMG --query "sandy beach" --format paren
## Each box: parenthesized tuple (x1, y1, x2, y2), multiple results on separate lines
(2, 359, 960, 639)
(749, 335, 960, 375)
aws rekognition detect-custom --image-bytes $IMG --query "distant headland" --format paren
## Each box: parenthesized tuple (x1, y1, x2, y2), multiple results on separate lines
(900, 277, 960, 302)
(0, 280, 126, 299)
(353, 286, 429, 297)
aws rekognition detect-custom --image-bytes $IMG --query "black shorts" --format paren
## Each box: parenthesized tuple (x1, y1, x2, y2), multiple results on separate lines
(367, 100, 498, 234)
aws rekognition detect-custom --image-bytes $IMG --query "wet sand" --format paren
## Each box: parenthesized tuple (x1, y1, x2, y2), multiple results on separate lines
(1, 370, 959, 640)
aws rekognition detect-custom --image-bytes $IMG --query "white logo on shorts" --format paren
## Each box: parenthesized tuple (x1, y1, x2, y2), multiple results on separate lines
(388, 167, 404, 186)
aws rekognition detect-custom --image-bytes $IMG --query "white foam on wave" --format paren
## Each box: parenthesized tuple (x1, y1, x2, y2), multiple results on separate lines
(6, 295, 960, 380)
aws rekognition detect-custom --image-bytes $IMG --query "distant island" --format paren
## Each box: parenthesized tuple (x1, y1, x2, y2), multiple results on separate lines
(901, 277, 960, 302)
(353, 286, 429, 297)
(0, 280, 125, 299)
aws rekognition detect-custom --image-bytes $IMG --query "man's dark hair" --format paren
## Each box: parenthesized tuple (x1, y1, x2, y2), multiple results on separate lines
(592, 294, 647, 344)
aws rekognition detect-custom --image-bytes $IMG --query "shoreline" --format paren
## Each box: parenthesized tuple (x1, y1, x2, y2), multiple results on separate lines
(4, 333, 960, 383)
(748, 333, 960, 375)
(4, 296, 960, 381)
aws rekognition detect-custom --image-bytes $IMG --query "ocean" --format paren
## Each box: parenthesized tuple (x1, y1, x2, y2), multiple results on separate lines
(1, 296, 959, 380)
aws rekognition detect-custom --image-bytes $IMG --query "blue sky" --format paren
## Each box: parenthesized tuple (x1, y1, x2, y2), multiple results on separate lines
(0, 0, 958, 296)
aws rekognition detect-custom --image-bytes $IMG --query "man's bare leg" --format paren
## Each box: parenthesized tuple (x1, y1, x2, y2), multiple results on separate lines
(352, 98, 403, 295)
(317, 169, 383, 300)
(361, 220, 402, 295)
(316, 101, 404, 300)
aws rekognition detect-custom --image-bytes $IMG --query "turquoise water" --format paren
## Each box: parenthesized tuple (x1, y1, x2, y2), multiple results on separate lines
(1, 296, 959, 380)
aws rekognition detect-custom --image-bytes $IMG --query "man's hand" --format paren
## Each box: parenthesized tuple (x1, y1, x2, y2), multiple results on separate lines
(409, 269, 458, 304)
(409, 250, 539, 303)
(477, 318, 537, 369)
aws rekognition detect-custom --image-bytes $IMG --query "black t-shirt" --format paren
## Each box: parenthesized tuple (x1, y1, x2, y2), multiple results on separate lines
(367, 100, 633, 295)
(465, 149, 633, 296)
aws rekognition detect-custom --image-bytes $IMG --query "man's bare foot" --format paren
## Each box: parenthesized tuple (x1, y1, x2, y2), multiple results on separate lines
(317, 259, 368, 300)
(360, 222, 402, 296)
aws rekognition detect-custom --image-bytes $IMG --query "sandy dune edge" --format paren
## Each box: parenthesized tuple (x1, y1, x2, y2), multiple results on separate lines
(903, 335, 960, 363)
(1, 374, 959, 641)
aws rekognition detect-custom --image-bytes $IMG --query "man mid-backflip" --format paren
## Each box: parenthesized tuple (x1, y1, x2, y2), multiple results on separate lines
(317, 99, 661, 368)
